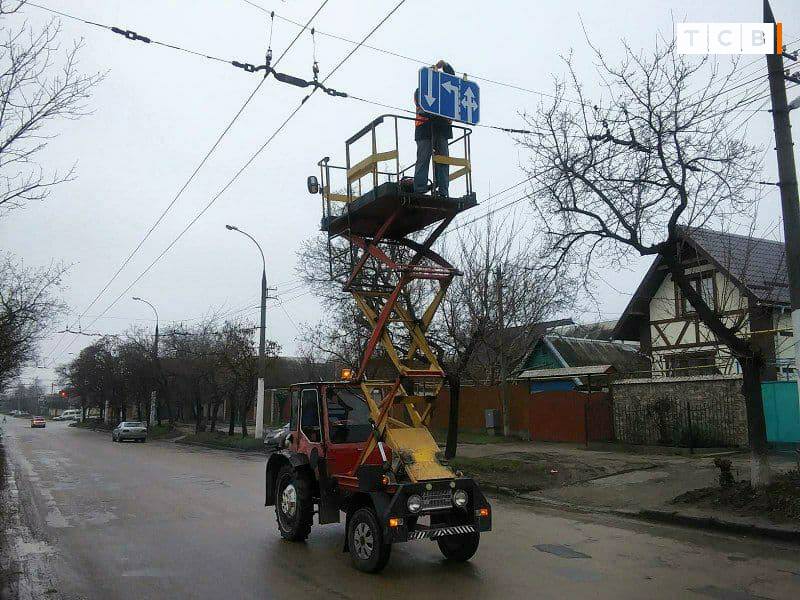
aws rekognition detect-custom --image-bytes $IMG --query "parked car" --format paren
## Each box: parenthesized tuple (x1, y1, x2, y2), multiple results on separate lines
(55, 409, 81, 421)
(30, 416, 46, 428)
(263, 422, 290, 451)
(112, 421, 147, 443)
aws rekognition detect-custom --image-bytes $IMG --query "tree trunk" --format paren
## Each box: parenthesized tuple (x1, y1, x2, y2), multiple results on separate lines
(666, 251, 772, 486)
(241, 404, 249, 438)
(445, 372, 460, 459)
(501, 379, 511, 437)
(228, 399, 236, 436)
(740, 354, 772, 486)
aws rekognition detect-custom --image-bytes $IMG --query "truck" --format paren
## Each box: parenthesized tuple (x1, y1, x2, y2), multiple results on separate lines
(265, 114, 490, 573)
(264, 379, 492, 573)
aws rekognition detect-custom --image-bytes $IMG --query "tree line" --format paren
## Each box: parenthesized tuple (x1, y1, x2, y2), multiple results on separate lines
(56, 318, 277, 435)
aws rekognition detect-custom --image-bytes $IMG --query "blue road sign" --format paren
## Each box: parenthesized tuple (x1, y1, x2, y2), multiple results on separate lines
(418, 67, 480, 125)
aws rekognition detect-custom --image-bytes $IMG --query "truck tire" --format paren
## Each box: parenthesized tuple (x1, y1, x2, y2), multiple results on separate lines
(275, 465, 313, 541)
(437, 531, 480, 562)
(348, 507, 392, 573)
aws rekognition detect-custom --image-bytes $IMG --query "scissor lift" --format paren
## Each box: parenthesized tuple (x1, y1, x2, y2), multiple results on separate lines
(315, 114, 477, 482)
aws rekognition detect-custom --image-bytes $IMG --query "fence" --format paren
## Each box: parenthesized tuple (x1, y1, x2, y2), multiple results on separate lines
(613, 399, 742, 450)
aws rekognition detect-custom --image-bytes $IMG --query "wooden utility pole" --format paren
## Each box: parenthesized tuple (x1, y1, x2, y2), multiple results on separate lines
(495, 266, 510, 437)
(765, 1, 800, 402)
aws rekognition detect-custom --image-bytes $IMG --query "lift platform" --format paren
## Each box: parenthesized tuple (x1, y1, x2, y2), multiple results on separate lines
(313, 114, 476, 482)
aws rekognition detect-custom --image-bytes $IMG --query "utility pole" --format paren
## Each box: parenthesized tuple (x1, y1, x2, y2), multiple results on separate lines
(133, 296, 160, 427)
(765, 1, 800, 404)
(495, 266, 510, 437)
(226, 224, 274, 439)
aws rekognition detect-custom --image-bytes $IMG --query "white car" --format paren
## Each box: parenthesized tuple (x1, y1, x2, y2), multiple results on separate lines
(56, 409, 81, 421)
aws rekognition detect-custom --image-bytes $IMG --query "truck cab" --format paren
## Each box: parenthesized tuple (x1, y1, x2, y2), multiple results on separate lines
(265, 380, 492, 573)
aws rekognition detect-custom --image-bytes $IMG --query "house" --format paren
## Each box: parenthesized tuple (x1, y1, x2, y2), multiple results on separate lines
(463, 318, 574, 383)
(517, 321, 650, 391)
(613, 228, 795, 381)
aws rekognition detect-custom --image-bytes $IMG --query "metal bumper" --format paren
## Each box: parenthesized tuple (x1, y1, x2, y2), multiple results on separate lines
(381, 478, 492, 543)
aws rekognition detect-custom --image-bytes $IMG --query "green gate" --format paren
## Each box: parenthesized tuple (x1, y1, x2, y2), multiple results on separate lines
(762, 381, 800, 444)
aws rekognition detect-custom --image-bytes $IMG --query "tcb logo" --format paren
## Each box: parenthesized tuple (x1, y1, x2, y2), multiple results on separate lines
(676, 23, 781, 55)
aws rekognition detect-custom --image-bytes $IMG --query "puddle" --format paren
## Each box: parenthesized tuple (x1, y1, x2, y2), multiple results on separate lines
(533, 544, 591, 559)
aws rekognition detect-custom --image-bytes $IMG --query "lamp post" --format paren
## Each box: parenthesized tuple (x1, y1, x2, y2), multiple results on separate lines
(226, 224, 268, 439)
(133, 296, 159, 427)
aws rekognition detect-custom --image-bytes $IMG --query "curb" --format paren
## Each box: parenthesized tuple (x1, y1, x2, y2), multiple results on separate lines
(174, 439, 265, 454)
(630, 508, 800, 543)
(511, 492, 800, 543)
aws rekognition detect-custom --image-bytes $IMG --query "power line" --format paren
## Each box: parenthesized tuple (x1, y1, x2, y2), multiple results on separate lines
(42, 0, 331, 366)
(46, 0, 408, 368)
(25, 1, 260, 72)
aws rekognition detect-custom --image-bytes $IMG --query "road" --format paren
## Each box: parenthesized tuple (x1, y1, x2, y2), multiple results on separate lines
(2, 418, 799, 600)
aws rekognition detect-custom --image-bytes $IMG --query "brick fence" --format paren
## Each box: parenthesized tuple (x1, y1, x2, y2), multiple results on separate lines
(611, 375, 748, 447)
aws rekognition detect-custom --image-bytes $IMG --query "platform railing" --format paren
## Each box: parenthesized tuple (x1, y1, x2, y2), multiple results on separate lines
(317, 114, 473, 224)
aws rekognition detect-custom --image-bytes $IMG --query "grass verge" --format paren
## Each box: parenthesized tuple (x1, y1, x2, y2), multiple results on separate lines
(179, 431, 263, 452)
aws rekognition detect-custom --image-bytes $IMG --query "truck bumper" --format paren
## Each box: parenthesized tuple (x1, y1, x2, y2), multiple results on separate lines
(381, 478, 492, 544)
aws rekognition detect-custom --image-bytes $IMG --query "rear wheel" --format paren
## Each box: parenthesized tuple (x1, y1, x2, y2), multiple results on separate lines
(275, 465, 313, 541)
(437, 531, 480, 562)
(348, 507, 392, 573)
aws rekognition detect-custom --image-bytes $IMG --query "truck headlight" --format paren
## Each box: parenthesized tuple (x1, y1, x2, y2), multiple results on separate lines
(407, 494, 422, 513)
(453, 489, 468, 508)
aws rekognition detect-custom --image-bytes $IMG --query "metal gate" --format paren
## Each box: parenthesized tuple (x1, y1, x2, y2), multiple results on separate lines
(762, 381, 800, 444)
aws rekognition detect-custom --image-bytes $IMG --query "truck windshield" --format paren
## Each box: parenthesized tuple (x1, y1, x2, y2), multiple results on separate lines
(326, 387, 372, 444)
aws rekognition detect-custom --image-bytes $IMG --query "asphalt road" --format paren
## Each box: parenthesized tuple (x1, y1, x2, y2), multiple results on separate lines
(2, 418, 800, 600)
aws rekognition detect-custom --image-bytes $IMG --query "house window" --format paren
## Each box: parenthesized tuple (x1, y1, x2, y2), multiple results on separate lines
(665, 351, 720, 376)
(675, 272, 715, 316)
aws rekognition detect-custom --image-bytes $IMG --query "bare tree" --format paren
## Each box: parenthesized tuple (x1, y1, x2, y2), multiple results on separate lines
(0, 3, 104, 217)
(0, 253, 67, 392)
(433, 215, 575, 452)
(519, 38, 773, 483)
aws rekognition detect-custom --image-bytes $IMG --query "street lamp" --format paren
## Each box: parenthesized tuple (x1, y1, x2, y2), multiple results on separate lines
(132, 296, 160, 427)
(225, 224, 268, 439)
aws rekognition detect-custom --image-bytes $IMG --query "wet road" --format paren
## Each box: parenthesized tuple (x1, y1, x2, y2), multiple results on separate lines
(3, 418, 800, 600)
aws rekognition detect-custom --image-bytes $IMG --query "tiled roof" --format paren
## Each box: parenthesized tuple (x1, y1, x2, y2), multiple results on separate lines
(685, 228, 789, 304)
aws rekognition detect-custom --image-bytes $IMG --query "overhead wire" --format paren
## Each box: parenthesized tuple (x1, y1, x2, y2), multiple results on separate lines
(45, 0, 408, 368)
(42, 0, 332, 366)
(26, 1, 255, 70)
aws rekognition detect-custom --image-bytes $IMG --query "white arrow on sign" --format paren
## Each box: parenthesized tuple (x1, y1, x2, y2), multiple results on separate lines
(461, 86, 478, 123)
(424, 68, 436, 106)
(441, 80, 460, 119)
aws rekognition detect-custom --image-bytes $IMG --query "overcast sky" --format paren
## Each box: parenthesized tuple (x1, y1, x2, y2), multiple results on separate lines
(4, 0, 800, 389)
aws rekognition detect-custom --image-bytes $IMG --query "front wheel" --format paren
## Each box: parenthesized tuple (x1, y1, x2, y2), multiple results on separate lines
(437, 531, 480, 562)
(275, 465, 313, 541)
(348, 507, 392, 573)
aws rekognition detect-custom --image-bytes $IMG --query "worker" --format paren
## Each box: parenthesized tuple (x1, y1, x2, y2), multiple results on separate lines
(413, 60, 454, 197)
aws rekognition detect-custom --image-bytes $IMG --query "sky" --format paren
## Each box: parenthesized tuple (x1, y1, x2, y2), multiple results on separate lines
(4, 0, 800, 390)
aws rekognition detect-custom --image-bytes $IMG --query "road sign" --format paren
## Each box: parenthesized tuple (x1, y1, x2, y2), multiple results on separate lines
(418, 67, 480, 125)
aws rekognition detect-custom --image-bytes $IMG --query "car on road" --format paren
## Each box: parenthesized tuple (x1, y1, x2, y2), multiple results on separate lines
(112, 421, 147, 443)
(30, 416, 46, 428)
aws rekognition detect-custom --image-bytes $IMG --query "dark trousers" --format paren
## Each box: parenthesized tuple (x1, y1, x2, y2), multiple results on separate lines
(414, 133, 449, 196)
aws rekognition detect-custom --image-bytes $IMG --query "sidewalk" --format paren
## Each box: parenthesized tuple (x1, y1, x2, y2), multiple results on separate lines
(450, 439, 800, 540)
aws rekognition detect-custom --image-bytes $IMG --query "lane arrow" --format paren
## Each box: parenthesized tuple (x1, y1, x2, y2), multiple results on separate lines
(442, 80, 460, 119)
(424, 68, 436, 106)
(461, 86, 478, 124)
